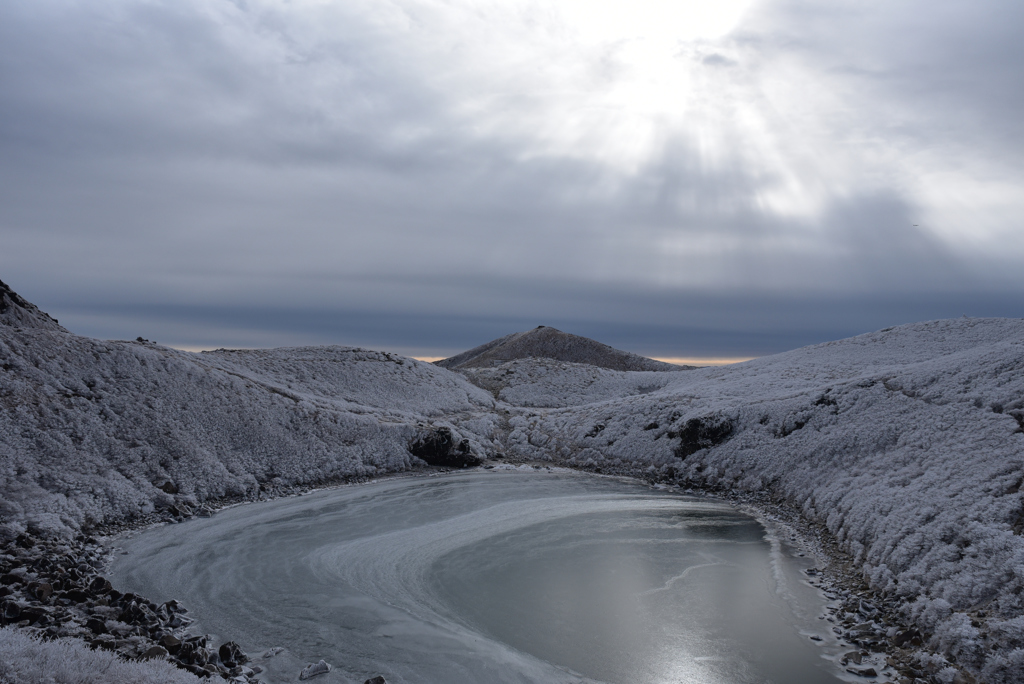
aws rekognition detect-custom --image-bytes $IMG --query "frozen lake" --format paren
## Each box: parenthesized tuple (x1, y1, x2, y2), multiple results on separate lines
(110, 470, 844, 683)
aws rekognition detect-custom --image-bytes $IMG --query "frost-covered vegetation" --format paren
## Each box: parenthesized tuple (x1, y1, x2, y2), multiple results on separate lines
(0, 280, 500, 539)
(0, 626, 200, 684)
(457, 357, 679, 407)
(2, 278, 1024, 681)
(0, 328, 504, 537)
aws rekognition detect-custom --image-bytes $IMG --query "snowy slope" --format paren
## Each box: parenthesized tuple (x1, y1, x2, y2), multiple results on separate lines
(200, 345, 495, 417)
(459, 357, 679, 407)
(0, 327, 499, 538)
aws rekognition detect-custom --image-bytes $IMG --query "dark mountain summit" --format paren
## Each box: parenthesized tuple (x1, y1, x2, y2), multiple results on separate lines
(0, 279, 67, 332)
(435, 326, 690, 372)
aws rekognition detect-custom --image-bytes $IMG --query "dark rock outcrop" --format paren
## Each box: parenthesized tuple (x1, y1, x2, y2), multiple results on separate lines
(671, 415, 735, 458)
(0, 279, 67, 332)
(435, 326, 689, 372)
(219, 640, 247, 667)
(409, 427, 482, 468)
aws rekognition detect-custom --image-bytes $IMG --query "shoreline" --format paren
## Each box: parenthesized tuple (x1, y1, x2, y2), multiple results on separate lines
(4, 458, 975, 684)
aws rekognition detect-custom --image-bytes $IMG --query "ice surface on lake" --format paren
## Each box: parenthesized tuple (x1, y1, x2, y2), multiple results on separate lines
(111, 471, 842, 684)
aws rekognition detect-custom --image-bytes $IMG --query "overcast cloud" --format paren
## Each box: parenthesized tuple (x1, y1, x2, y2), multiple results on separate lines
(2, 0, 1022, 358)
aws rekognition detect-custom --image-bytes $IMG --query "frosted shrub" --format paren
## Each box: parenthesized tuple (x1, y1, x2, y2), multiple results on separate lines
(0, 627, 199, 684)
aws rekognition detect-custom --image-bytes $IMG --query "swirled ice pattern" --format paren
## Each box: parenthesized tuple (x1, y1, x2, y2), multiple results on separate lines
(111, 471, 841, 684)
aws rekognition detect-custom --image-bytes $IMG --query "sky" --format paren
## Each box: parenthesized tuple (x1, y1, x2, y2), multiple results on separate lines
(2, 0, 1022, 362)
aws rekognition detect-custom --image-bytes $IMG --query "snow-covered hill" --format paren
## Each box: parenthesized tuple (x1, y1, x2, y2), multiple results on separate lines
(458, 357, 680, 407)
(0, 315, 500, 537)
(2, 280, 1024, 681)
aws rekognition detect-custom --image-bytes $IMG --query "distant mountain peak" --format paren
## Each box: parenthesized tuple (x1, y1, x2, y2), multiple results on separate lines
(0, 279, 67, 332)
(435, 326, 689, 372)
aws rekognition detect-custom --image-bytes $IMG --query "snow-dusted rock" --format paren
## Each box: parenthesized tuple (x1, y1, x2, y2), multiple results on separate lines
(0, 279, 67, 333)
(299, 659, 331, 679)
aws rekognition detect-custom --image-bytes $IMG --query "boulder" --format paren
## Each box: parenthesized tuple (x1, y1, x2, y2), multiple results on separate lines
(88, 576, 112, 595)
(299, 659, 332, 680)
(845, 666, 877, 677)
(19, 605, 50, 625)
(141, 645, 169, 659)
(85, 617, 108, 634)
(159, 633, 181, 653)
(1, 600, 21, 621)
(409, 427, 482, 468)
(219, 641, 248, 667)
(29, 582, 52, 600)
(64, 589, 89, 602)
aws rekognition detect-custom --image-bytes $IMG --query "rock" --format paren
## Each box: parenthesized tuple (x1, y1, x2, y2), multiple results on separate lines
(858, 599, 879, 617)
(178, 640, 210, 666)
(409, 427, 483, 468)
(1, 600, 21, 621)
(184, 634, 207, 648)
(159, 633, 181, 652)
(673, 415, 735, 458)
(64, 589, 89, 602)
(88, 576, 112, 595)
(141, 645, 169, 659)
(19, 605, 50, 625)
(299, 659, 332, 680)
(893, 628, 921, 647)
(842, 651, 863, 665)
(163, 599, 184, 613)
(0, 573, 23, 585)
(364, 677, 387, 684)
(846, 666, 878, 677)
(29, 582, 53, 600)
(85, 617, 108, 634)
(89, 634, 116, 650)
(219, 641, 248, 667)
(168, 503, 193, 518)
(167, 613, 191, 628)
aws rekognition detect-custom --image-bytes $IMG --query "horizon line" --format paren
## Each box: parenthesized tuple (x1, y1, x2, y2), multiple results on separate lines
(162, 346, 757, 366)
